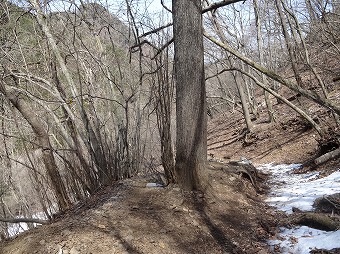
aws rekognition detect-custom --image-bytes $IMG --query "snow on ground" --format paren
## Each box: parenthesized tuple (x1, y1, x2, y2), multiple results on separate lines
(7, 210, 51, 237)
(258, 163, 340, 253)
(268, 226, 340, 254)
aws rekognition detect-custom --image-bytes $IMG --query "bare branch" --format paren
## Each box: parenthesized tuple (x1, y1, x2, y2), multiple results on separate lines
(151, 38, 174, 60)
(202, 0, 246, 14)
(0, 217, 49, 225)
(161, 0, 172, 13)
(139, 22, 173, 38)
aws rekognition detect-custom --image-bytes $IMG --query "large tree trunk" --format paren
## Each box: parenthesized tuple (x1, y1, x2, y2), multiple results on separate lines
(173, 0, 207, 190)
(0, 83, 71, 210)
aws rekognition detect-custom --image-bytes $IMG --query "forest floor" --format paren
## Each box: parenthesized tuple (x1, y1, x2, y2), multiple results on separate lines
(1, 100, 339, 254)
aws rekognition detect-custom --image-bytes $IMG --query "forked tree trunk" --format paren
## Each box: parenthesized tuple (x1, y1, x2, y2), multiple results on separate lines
(173, 0, 207, 190)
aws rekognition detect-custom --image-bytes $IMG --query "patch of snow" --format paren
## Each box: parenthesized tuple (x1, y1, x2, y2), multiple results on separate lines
(7, 210, 49, 237)
(146, 182, 163, 188)
(268, 226, 340, 254)
(259, 163, 340, 253)
(7, 222, 29, 237)
(258, 163, 340, 213)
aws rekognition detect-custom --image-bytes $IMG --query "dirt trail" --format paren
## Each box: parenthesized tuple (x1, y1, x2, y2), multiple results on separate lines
(0, 168, 276, 254)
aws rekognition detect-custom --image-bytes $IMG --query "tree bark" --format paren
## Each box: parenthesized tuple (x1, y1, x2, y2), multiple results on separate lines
(173, 0, 207, 190)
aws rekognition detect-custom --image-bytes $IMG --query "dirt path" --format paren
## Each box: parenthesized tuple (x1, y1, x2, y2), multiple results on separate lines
(0, 167, 277, 254)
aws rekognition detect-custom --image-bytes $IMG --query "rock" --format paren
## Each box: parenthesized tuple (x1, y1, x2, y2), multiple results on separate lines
(146, 182, 163, 188)
(125, 234, 134, 241)
(97, 224, 106, 229)
(159, 241, 166, 248)
(159, 228, 167, 234)
(229, 176, 236, 181)
(69, 247, 80, 254)
(131, 205, 139, 211)
(191, 219, 199, 226)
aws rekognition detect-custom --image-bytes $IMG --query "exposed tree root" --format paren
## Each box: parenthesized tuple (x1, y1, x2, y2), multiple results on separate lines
(207, 160, 262, 193)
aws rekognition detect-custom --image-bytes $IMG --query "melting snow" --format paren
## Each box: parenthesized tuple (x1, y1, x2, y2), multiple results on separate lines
(258, 163, 340, 253)
(146, 182, 163, 188)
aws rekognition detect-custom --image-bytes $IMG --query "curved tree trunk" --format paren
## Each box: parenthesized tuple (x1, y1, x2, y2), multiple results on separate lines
(0, 82, 71, 210)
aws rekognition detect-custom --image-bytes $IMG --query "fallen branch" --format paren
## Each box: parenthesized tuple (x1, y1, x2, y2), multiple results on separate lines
(232, 68, 324, 137)
(0, 217, 49, 225)
(314, 147, 340, 166)
(293, 213, 340, 231)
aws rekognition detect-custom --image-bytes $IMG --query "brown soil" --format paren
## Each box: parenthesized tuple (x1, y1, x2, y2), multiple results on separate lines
(1, 101, 339, 254)
(0, 169, 278, 254)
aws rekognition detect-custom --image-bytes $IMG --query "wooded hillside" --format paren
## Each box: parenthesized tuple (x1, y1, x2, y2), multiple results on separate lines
(0, 0, 339, 242)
